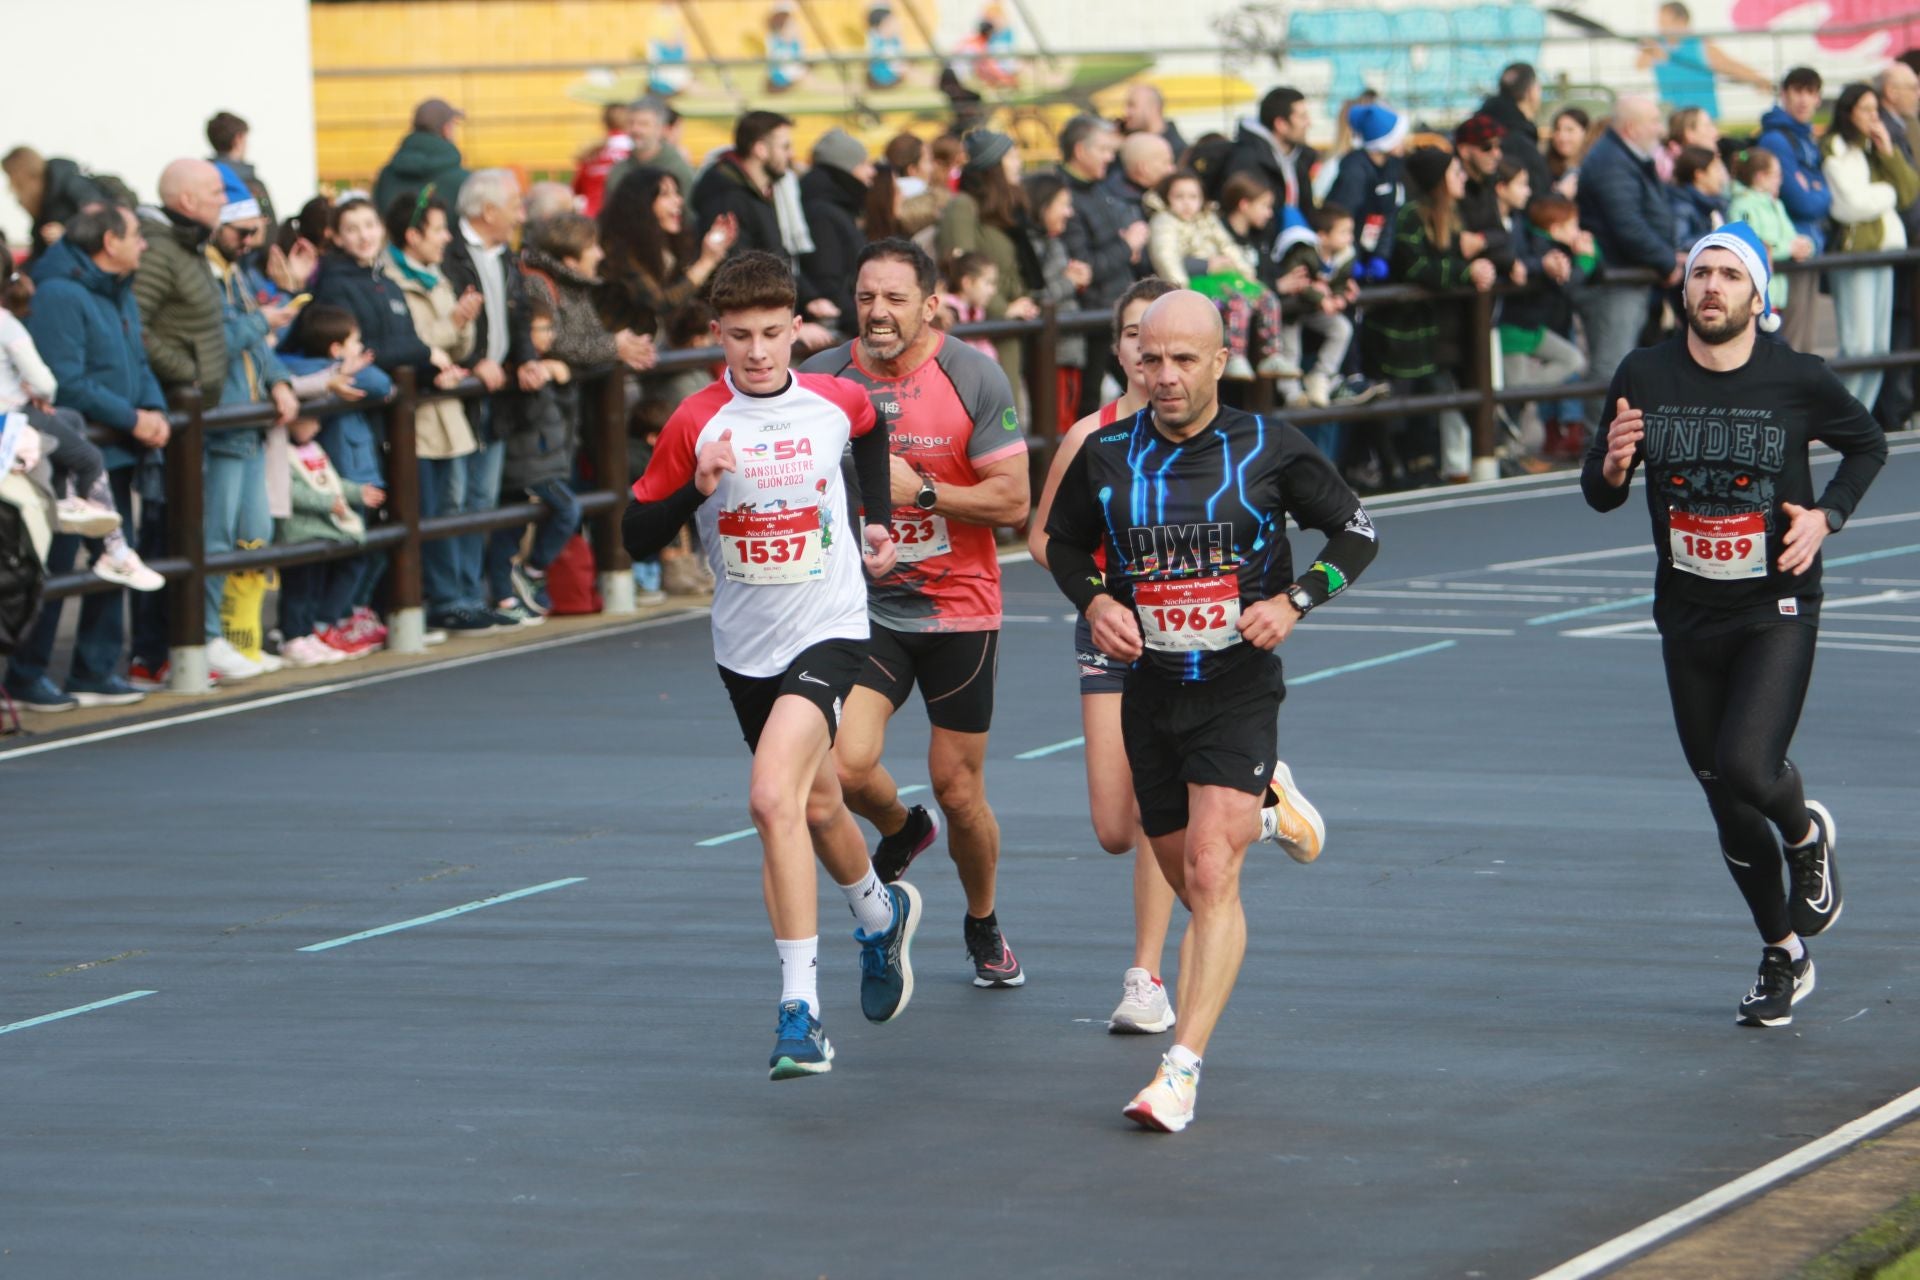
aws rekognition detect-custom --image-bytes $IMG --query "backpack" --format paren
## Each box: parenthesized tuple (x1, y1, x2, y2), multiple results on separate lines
(0, 493, 45, 657)
(544, 533, 603, 615)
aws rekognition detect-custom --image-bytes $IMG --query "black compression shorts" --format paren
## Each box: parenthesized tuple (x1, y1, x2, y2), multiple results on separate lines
(856, 626, 999, 734)
(1122, 662, 1284, 837)
(1073, 612, 1128, 695)
(719, 637, 866, 752)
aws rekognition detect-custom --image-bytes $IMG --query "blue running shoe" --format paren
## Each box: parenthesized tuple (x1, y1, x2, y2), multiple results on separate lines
(769, 999, 833, 1080)
(855, 881, 921, 1023)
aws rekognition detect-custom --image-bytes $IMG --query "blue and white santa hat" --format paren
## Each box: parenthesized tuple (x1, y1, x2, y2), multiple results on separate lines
(1274, 202, 1318, 257)
(1686, 221, 1780, 332)
(214, 162, 260, 226)
(1347, 103, 1407, 155)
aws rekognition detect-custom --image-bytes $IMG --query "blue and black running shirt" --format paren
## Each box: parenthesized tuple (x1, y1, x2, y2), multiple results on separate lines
(1044, 404, 1380, 683)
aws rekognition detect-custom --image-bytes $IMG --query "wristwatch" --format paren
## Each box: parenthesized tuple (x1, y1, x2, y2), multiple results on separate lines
(914, 475, 938, 511)
(1820, 506, 1844, 533)
(1284, 584, 1316, 617)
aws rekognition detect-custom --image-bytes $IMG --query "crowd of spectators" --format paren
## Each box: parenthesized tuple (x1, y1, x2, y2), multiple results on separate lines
(7, 55, 1920, 716)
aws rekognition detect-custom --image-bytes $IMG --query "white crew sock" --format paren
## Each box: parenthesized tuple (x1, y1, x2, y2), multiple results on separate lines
(776, 937, 820, 1016)
(839, 867, 896, 936)
(1780, 935, 1807, 961)
(1168, 1043, 1203, 1078)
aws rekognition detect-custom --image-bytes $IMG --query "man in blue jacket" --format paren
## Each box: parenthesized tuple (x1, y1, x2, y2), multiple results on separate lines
(5, 204, 170, 710)
(1758, 67, 1832, 353)
(1575, 96, 1679, 429)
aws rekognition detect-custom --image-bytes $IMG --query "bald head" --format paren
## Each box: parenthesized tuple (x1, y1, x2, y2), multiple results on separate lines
(1879, 62, 1920, 116)
(159, 158, 225, 227)
(1139, 290, 1228, 432)
(1120, 132, 1175, 188)
(1613, 95, 1664, 150)
(1125, 83, 1167, 132)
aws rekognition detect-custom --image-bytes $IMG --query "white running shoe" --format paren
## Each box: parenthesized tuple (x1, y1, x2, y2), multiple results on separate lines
(1260, 760, 1326, 864)
(281, 635, 345, 667)
(93, 547, 165, 592)
(57, 497, 122, 537)
(1224, 354, 1257, 382)
(1108, 967, 1175, 1034)
(1123, 1053, 1199, 1133)
(206, 636, 264, 681)
(1302, 371, 1334, 408)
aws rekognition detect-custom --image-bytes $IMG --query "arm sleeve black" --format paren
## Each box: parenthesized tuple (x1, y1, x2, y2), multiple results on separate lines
(621, 481, 705, 561)
(1580, 364, 1638, 512)
(1811, 364, 1889, 526)
(850, 413, 891, 525)
(1041, 444, 1110, 613)
(1278, 429, 1380, 606)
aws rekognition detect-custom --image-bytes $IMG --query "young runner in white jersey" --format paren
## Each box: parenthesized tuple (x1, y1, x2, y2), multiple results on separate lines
(1030, 279, 1319, 1036)
(622, 251, 920, 1080)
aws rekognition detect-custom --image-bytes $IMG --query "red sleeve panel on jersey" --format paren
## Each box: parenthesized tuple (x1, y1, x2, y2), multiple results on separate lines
(631, 381, 729, 502)
(798, 371, 878, 437)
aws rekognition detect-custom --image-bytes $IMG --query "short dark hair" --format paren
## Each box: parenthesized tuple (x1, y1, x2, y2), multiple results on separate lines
(1058, 113, 1109, 162)
(1783, 66, 1823, 94)
(1219, 173, 1272, 214)
(735, 110, 794, 156)
(1729, 145, 1779, 186)
(330, 197, 377, 237)
(1310, 202, 1353, 232)
(1527, 193, 1578, 230)
(1499, 63, 1538, 103)
(531, 211, 598, 262)
(1112, 276, 1176, 342)
(1260, 86, 1306, 130)
(384, 190, 449, 251)
(855, 236, 938, 297)
(207, 111, 249, 155)
(942, 249, 993, 291)
(884, 132, 924, 171)
(1494, 158, 1529, 187)
(707, 249, 798, 316)
(1661, 1, 1692, 21)
(1674, 145, 1720, 186)
(1153, 167, 1204, 204)
(64, 203, 131, 257)
(525, 291, 555, 322)
(290, 303, 358, 357)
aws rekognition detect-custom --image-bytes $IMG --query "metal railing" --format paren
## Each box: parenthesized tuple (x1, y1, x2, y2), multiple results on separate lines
(38, 244, 1920, 685)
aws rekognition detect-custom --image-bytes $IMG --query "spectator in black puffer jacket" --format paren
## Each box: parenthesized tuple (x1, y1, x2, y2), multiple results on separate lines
(799, 130, 874, 332)
(309, 197, 436, 381)
(1472, 63, 1551, 197)
(1059, 114, 1147, 415)
(495, 290, 580, 619)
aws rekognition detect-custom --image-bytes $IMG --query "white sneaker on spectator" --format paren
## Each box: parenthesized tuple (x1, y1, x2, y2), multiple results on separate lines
(93, 547, 165, 592)
(1224, 354, 1256, 381)
(206, 637, 264, 681)
(282, 635, 344, 667)
(1302, 371, 1334, 408)
(1256, 354, 1303, 380)
(254, 650, 286, 674)
(56, 497, 122, 537)
(422, 628, 449, 647)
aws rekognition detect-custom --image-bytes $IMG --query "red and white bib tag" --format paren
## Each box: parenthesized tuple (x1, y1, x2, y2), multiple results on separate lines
(890, 511, 951, 563)
(1135, 576, 1243, 652)
(717, 506, 825, 585)
(1669, 509, 1766, 581)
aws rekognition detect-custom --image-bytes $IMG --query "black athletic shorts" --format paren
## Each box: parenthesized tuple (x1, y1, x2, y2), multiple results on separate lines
(856, 625, 999, 734)
(1073, 612, 1127, 695)
(1122, 660, 1284, 838)
(718, 637, 866, 752)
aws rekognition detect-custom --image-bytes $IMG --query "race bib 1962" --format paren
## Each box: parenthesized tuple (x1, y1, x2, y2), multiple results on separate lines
(1135, 576, 1243, 652)
(1670, 509, 1766, 581)
(717, 506, 825, 585)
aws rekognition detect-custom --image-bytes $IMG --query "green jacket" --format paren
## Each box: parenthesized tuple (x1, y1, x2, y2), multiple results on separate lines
(1727, 181, 1799, 310)
(279, 447, 365, 546)
(132, 208, 227, 405)
(373, 131, 470, 219)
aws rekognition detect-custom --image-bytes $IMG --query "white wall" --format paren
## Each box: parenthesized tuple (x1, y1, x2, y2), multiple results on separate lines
(0, 0, 315, 247)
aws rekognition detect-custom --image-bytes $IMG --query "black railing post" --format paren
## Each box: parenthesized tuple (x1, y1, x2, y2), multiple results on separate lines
(593, 368, 636, 613)
(1466, 289, 1499, 481)
(163, 389, 209, 691)
(383, 368, 426, 652)
(1032, 301, 1059, 443)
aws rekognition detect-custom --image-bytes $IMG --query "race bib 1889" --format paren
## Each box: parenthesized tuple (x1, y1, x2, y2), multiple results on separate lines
(717, 506, 825, 585)
(1670, 509, 1766, 581)
(1135, 576, 1243, 652)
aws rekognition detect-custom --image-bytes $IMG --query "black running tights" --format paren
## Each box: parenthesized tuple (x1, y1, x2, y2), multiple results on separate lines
(1661, 620, 1818, 943)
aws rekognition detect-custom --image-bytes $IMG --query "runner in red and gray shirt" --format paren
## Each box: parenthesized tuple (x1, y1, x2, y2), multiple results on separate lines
(802, 238, 1032, 989)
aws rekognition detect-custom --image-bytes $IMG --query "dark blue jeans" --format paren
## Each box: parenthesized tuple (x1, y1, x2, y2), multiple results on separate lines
(487, 477, 584, 581)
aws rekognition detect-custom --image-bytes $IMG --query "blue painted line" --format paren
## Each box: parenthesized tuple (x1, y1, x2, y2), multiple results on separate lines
(1017, 736, 1086, 760)
(1826, 541, 1920, 568)
(696, 785, 929, 847)
(1527, 593, 1657, 626)
(0, 989, 156, 1036)
(299, 878, 586, 952)
(1290, 640, 1458, 684)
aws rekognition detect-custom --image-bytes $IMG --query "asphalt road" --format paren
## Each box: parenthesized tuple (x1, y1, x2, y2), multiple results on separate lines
(5, 444, 1919, 1279)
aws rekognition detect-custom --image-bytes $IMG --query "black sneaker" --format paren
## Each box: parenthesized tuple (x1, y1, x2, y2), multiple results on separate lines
(964, 913, 1025, 988)
(873, 804, 940, 884)
(430, 607, 493, 634)
(1736, 945, 1815, 1027)
(1783, 801, 1842, 937)
(855, 881, 920, 1023)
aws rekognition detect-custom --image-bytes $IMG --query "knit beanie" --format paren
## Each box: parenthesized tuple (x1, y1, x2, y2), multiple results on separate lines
(962, 129, 1014, 172)
(1349, 103, 1408, 155)
(1404, 146, 1455, 196)
(812, 128, 870, 178)
(1686, 221, 1781, 332)
(215, 162, 260, 225)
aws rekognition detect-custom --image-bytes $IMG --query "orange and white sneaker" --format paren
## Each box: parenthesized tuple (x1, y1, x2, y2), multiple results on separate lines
(1258, 760, 1326, 864)
(1124, 1053, 1199, 1133)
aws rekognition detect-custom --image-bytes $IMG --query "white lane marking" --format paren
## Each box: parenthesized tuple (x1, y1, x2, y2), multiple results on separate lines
(1016, 737, 1085, 760)
(298, 878, 587, 952)
(1291, 624, 1517, 636)
(696, 785, 929, 846)
(1351, 589, 1582, 603)
(1488, 545, 1649, 571)
(1366, 485, 1585, 518)
(1838, 509, 1920, 529)
(0, 989, 157, 1036)
(1526, 594, 1657, 626)
(1560, 589, 1918, 638)
(1531, 1080, 1920, 1279)
(0, 612, 710, 764)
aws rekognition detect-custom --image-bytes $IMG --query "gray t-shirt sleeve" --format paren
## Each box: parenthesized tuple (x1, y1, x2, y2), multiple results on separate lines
(936, 337, 1027, 466)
